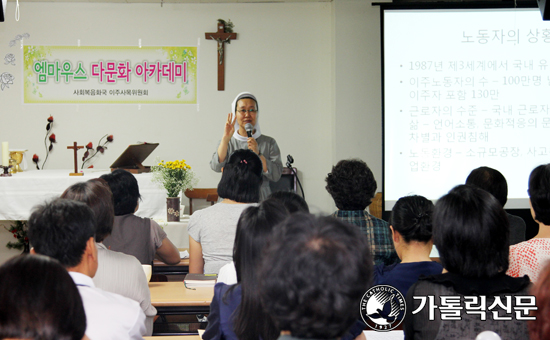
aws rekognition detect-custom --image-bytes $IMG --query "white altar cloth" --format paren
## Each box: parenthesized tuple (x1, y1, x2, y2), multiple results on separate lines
(0, 169, 168, 221)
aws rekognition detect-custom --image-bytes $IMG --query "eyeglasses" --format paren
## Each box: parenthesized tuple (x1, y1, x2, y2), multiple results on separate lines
(237, 109, 258, 114)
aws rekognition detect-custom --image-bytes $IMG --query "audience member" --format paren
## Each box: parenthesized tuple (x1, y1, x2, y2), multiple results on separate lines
(508, 163, 550, 282)
(466, 166, 526, 245)
(268, 191, 309, 214)
(100, 169, 180, 265)
(0, 254, 87, 340)
(529, 261, 550, 340)
(28, 198, 146, 340)
(374, 195, 442, 298)
(188, 149, 263, 274)
(61, 179, 156, 335)
(325, 158, 398, 265)
(204, 198, 289, 340)
(405, 185, 530, 340)
(259, 214, 373, 340)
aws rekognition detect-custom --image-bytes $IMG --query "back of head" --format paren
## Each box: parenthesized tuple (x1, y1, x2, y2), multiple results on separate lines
(217, 149, 263, 203)
(325, 159, 377, 210)
(60, 179, 115, 243)
(433, 185, 509, 278)
(260, 214, 372, 339)
(232, 198, 289, 340)
(529, 262, 550, 340)
(100, 169, 141, 216)
(0, 254, 86, 340)
(28, 198, 95, 268)
(391, 195, 434, 243)
(465, 166, 508, 207)
(529, 164, 550, 225)
(268, 191, 309, 214)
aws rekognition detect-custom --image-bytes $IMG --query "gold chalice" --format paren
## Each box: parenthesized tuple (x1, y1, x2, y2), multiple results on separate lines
(9, 150, 27, 173)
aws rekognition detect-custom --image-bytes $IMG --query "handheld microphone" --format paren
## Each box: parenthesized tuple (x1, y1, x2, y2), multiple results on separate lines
(245, 123, 253, 138)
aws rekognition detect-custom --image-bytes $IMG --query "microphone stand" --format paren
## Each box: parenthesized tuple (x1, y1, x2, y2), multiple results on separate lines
(286, 155, 305, 200)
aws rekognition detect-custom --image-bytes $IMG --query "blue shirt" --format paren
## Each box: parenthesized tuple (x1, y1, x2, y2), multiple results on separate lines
(374, 261, 443, 298)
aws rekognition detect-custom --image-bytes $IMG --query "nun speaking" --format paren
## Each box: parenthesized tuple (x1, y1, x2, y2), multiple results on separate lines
(210, 92, 283, 200)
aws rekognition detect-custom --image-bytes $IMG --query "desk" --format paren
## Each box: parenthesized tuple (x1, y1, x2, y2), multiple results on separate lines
(0, 169, 168, 220)
(153, 249, 190, 275)
(149, 281, 213, 315)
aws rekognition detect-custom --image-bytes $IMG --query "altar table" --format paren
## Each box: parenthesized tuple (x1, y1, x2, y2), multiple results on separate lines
(0, 169, 168, 220)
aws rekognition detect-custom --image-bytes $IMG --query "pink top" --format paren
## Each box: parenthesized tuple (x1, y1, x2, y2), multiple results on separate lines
(507, 238, 550, 283)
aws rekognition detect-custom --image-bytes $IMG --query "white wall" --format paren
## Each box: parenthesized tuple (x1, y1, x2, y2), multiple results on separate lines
(0, 1, 339, 215)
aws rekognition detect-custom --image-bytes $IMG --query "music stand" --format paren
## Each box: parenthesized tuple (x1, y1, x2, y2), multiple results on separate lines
(110, 143, 159, 174)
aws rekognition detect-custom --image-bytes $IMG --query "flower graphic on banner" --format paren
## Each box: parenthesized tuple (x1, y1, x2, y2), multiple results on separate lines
(4, 54, 16, 66)
(0, 72, 14, 91)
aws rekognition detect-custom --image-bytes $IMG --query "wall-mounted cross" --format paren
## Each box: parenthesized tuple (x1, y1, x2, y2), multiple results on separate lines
(205, 20, 237, 91)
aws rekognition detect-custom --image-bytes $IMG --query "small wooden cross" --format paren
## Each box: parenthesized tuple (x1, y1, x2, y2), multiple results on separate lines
(67, 142, 84, 176)
(205, 20, 237, 91)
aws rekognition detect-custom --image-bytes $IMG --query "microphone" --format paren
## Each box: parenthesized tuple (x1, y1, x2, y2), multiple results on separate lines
(245, 123, 253, 138)
(286, 155, 294, 168)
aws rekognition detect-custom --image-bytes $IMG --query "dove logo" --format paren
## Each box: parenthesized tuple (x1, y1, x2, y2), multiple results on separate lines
(360, 285, 406, 331)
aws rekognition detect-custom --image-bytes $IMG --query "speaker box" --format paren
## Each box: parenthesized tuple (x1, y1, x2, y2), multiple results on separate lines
(539, 0, 550, 20)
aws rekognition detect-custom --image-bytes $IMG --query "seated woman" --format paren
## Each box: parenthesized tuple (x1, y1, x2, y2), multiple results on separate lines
(203, 198, 289, 340)
(0, 254, 87, 340)
(404, 185, 531, 340)
(100, 169, 180, 265)
(61, 179, 157, 336)
(189, 149, 263, 274)
(507, 163, 550, 282)
(374, 195, 442, 298)
(529, 261, 550, 340)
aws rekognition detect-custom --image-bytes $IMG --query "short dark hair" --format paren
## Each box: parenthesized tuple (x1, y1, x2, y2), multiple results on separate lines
(528, 164, 550, 225)
(100, 169, 141, 216)
(217, 149, 263, 203)
(325, 159, 377, 210)
(0, 254, 86, 340)
(260, 214, 372, 339)
(61, 179, 115, 243)
(390, 195, 434, 243)
(232, 198, 289, 340)
(466, 166, 508, 207)
(268, 191, 309, 214)
(28, 199, 96, 268)
(433, 185, 509, 278)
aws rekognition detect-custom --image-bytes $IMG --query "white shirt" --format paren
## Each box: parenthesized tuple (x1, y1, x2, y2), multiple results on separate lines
(217, 261, 238, 285)
(69, 271, 146, 340)
(93, 243, 156, 336)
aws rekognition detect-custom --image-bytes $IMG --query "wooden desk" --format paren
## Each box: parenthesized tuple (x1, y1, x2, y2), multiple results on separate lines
(149, 281, 213, 315)
(153, 248, 190, 275)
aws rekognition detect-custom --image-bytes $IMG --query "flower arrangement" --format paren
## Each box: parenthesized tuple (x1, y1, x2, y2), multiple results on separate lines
(4, 221, 29, 252)
(33, 116, 56, 170)
(152, 159, 198, 198)
(81, 134, 114, 169)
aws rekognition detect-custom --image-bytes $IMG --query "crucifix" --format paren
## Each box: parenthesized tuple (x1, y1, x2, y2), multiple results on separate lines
(205, 20, 237, 91)
(67, 142, 84, 176)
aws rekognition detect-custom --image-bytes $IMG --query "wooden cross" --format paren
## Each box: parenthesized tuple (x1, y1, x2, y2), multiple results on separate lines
(67, 142, 84, 176)
(205, 20, 237, 91)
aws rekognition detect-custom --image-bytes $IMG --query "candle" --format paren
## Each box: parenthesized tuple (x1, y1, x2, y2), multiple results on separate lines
(1, 142, 8, 167)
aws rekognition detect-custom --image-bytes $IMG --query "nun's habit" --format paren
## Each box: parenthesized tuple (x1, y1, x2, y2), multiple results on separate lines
(210, 92, 283, 200)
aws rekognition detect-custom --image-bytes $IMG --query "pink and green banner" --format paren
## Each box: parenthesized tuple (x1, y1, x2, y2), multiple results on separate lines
(23, 46, 197, 104)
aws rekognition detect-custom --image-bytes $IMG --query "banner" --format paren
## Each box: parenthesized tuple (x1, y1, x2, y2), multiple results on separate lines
(23, 46, 197, 104)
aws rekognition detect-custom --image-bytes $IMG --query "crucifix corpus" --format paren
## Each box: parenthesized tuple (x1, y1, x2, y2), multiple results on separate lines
(67, 142, 84, 176)
(205, 19, 237, 91)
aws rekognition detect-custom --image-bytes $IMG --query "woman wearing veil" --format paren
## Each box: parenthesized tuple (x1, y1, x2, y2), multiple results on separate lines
(211, 92, 283, 200)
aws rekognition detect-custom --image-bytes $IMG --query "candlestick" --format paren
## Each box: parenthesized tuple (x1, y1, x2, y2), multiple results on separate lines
(1, 142, 9, 167)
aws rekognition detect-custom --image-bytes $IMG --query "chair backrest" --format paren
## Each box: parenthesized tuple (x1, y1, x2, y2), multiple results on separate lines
(369, 192, 383, 219)
(184, 188, 218, 214)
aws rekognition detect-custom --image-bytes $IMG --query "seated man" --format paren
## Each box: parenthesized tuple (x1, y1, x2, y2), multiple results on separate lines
(466, 166, 526, 245)
(326, 159, 398, 265)
(259, 214, 373, 340)
(28, 198, 146, 340)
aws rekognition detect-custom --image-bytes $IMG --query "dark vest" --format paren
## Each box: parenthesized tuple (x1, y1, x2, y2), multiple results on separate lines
(102, 214, 153, 265)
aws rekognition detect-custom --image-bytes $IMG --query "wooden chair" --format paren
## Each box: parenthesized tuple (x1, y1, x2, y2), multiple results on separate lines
(369, 192, 383, 219)
(184, 188, 218, 215)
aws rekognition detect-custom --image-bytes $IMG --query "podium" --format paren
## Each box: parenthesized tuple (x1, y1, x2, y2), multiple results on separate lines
(110, 143, 159, 174)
